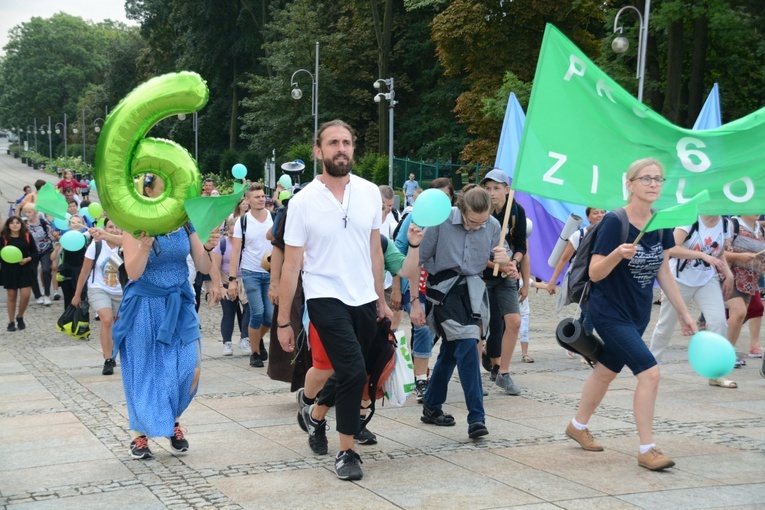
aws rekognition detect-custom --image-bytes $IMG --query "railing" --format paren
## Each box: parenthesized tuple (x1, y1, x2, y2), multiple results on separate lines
(392, 157, 494, 191)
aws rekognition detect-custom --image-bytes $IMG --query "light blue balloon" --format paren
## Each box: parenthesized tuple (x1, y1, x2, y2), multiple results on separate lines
(411, 189, 453, 227)
(53, 217, 69, 230)
(231, 163, 247, 179)
(278, 174, 292, 188)
(60, 230, 86, 251)
(688, 331, 736, 379)
(90, 180, 96, 191)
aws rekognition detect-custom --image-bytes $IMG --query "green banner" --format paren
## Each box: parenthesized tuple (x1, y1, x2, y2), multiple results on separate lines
(514, 25, 764, 215)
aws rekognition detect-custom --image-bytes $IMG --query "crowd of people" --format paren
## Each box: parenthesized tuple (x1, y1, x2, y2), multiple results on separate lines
(1, 124, 764, 481)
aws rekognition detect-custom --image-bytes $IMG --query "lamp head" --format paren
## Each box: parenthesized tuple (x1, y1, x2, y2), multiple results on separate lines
(177, 113, 187, 121)
(94, 126, 101, 133)
(55, 128, 61, 134)
(374, 93, 383, 103)
(291, 87, 303, 100)
(373, 80, 381, 90)
(612, 36, 629, 54)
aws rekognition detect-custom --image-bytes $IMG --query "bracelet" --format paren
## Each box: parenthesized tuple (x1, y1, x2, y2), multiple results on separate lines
(411, 296, 420, 303)
(277, 322, 292, 329)
(204, 245, 214, 252)
(408, 242, 420, 248)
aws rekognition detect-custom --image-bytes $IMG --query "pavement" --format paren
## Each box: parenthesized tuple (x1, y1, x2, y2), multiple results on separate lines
(1, 143, 764, 510)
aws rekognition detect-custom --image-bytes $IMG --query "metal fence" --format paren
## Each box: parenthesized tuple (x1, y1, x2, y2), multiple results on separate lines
(392, 157, 494, 192)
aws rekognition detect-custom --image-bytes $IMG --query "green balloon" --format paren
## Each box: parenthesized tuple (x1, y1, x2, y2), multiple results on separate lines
(1, 245, 23, 264)
(88, 202, 103, 218)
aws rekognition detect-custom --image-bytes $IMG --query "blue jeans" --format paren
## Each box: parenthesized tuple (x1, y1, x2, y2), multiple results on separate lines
(402, 291, 435, 358)
(423, 338, 484, 425)
(241, 269, 273, 329)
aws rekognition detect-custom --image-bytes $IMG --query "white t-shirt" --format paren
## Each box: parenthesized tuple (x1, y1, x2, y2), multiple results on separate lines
(568, 228, 584, 250)
(381, 211, 398, 240)
(233, 210, 273, 273)
(285, 174, 382, 306)
(84, 241, 122, 295)
(669, 216, 730, 287)
(519, 277, 530, 315)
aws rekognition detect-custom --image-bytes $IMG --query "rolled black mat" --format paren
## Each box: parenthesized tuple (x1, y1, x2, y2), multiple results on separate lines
(555, 317, 604, 367)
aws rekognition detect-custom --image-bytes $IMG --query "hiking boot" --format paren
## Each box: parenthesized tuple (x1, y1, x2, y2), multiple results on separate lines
(334, 449, 363, 481)
(16, 317, 25, 330)
(354, 422, 377, 445)
(468, 421, 489, 439)
(414, 379, 428, 403)
(490, 364, 500, 382)
(102, 358, 116, 376)
(302, 404, 328, 455)
(238, 338, 252, 355)
(222, 342, 233, 356)
(169, 423, 189, 453)
(495, 373, 521, 395)
(249, 353, 264, 367)
(7, 322, 16, 332)
(296, 388, 309, 432)
(637, 448, 675, 471)
(565, 422, 603, 451)
(130, 435, 153, 460)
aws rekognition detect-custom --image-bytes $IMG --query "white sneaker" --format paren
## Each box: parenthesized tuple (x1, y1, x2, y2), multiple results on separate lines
(42, 296, 51, 306)
(222, 342, 233, 356)
(239, 338, 252, 355)
(36, 297, 44, 305)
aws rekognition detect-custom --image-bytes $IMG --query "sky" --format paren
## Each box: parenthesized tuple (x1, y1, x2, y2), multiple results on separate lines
(0, 0, 136, 56)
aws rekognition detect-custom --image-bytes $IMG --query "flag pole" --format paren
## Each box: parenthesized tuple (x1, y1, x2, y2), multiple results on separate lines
(632, 212, 656, 246)
(492, 189, 516, 277)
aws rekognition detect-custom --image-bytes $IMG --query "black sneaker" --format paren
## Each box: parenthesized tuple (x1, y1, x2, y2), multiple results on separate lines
(130, 435, 153, 459)
(53, 293, 61, 301)
(249, 353, 264, 367)
(301, 404, 328, 455)
(102, 358, 116, 376)
(334, 449, 363, 481)
(468, 421, 489, 439)
(16, 316, 25, 330)
(414, 379, 428, 403)
(7, 322, 16, 332)
(169, 423, 189, 452)
(354, 421, 377, 445)
(296, 388, 309, 432)
(259, 339, 268, 361)
(490, 364, 500, 382)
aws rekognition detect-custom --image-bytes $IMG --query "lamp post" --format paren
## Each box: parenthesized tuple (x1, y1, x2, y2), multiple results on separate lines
(41, 117, 53, 159)
(55, 114, 67, 162)
(26, 125, 34, 152)
(612, 1, 652, 103)
(373, 78, 396, 187)
(290, 41, 320, 177)
(177, 112, 199, 161)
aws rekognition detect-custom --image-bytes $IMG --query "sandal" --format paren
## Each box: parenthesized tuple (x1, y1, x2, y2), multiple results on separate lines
(709, 378, 737, 388)
(421, 406, 456, 427)
(522, 354, 534, 363)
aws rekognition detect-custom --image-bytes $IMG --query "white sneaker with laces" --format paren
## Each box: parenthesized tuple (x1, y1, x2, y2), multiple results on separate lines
(36, 297, 44, 305)
(43, 296, 52, 306)
(222, 342, 233, 356)
(239, 338, 252, 355)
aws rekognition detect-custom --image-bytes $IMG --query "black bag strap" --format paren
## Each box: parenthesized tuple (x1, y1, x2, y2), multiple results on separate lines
(91, 240, 102, 283)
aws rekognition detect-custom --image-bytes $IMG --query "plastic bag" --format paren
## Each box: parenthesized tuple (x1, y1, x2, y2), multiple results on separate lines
(383, 332, 416, 406)
(57, 300, 91, 339)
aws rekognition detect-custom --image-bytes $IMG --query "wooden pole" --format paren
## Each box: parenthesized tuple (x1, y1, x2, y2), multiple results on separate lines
(492, 189, 516, 277)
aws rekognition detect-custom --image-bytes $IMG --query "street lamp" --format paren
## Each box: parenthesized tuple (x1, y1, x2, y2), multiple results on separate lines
(290, 41, 320, 177)
(177, 112, 199, 161)
(41, 117, 53, 159)
(373, 78, 397, 187)
(26, 125, 35, 152)
(93, 118, 104, 133)
(55, 114, 68, 161)
(612, 1, 652, 103)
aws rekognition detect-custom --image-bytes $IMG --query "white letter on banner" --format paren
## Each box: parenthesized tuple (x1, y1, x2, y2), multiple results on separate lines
(564, 55, 585, 81)
(544, 152, 566, 185)
(675, 178, 690, 204)
(591, 165, 599, 194)
(723, 177, 754, 203)
(596, 80, 616, 103)
(676, 137, 711, 173)
(622, 173, 629, 201)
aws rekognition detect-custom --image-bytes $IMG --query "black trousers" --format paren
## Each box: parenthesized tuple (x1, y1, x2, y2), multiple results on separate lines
(307, 297, 376, 436)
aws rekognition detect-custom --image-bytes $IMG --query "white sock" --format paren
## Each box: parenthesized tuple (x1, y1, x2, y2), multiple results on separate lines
(415, 374, 428, 381)
(639, 443, 656, 454)
(571, 418, 587, 431)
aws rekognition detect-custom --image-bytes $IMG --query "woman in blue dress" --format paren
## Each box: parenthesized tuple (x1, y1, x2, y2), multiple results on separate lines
(113, 178, 219, 459)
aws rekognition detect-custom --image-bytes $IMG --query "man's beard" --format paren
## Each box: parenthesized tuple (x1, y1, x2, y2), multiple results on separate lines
(323, 155, 354, 177)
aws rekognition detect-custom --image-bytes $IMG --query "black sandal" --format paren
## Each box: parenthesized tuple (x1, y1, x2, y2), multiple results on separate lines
(421, 406, 456, 427)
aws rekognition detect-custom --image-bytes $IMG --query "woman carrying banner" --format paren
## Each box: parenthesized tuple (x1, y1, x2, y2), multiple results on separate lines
(566, 158, 695, 471)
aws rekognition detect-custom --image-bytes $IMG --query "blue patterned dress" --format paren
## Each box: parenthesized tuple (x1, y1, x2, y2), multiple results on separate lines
(113, 227, 200, 438)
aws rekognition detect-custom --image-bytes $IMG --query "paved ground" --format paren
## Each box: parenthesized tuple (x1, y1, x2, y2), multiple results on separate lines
(1, 144, 764, 509)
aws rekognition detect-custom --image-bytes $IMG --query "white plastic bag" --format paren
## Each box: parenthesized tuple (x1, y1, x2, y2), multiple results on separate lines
(383, 332, 416, 406)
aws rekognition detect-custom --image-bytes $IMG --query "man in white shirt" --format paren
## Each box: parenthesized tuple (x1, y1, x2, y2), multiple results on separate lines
(227, 183, 274, 367)
(277, 120, 389, 482)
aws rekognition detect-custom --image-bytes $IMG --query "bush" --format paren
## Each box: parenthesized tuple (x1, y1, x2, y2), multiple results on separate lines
(353, 153, 388, 184)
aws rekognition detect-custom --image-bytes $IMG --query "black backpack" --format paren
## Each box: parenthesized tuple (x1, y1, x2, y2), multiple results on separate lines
(361, 317, 397, 427)
(567, 208, 629, 306)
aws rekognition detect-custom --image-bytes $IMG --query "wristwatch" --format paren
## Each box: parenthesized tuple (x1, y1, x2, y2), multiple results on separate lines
(228, 276, 237, 282)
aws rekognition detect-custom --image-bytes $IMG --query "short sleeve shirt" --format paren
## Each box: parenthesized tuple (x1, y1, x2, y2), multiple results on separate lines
(589, 212, 674, 333)
(233, 210, 273, 273)
(670, 217, 729, 287)
(85, 241, 122, 295)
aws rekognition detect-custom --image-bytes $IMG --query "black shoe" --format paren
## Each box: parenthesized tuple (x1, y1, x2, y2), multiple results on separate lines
(169, 423, 189, 452)
(249, 353, 264, 367)
(301, 404, 328, 455)
(334, 449, 363, 481)
(354, 421, 378, 445)
(130, 435, 153, 459)
(414, 379, 428, 403)
(468, 422, 489, 439)
(102, 358, 116, 376)
(7, 322, 16, 332)
(16, 316, 25, 330)
(490, 364, 500, 382)
(53, 293, 61, 301)
(259, 339, 268, 361)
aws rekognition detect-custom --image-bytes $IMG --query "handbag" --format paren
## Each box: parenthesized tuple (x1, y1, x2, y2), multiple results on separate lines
(57, 299, 91, 339)
(383, 331, 416, 406)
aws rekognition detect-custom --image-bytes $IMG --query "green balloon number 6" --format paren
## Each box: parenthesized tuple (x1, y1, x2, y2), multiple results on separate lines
(94, 72, 209, 236)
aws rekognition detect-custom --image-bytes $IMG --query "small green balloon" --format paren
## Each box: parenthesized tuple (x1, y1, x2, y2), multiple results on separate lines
(1, 245, 23, 264)
(88, 202, 103, 218)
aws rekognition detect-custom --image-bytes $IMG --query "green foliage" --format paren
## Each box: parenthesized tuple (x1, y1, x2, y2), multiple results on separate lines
(285, 144, 314, 166)
(482, 72, 533, 121)
(353, 153, 389, 185)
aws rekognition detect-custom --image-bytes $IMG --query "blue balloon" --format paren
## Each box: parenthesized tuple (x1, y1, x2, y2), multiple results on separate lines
(60, 230, 86, 251)
(90, 180, 96, 191)
(232, 163, 247, 179)
(688, 331, 736, 379)
(53, 217, 69, 230)
(411, 189, 453, 227)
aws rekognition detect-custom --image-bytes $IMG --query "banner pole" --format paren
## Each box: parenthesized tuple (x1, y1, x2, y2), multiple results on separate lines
(492, 189, 516, 277)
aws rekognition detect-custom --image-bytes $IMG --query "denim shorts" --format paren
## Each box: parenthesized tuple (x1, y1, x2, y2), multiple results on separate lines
(592, 319, 657, 376)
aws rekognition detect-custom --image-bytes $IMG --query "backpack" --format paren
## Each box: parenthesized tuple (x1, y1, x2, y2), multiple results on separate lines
(391, 212, 410, 241)
(566, 208, 629, 306)
(361, 317, 397, 427)
(675, 217, 731, 277)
